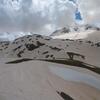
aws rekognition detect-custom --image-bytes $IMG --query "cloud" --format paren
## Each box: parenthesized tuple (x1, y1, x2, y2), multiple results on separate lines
(77, 0, 100, 25)
(1, 0, 100, 38)
(0, 0, 76, 35)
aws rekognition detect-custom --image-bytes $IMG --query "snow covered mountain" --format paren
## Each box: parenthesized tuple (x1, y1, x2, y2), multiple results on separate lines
(0, 33, 100, 67)
(51, 24, 100, 40)
(0, 24, 100, 67)
(0, 41, 10, 57)
(0, 33, 100, 100)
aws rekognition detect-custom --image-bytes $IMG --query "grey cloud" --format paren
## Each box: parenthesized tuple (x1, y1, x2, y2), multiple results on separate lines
(0, 0, 75, 35)
(78, 0, 100, 24)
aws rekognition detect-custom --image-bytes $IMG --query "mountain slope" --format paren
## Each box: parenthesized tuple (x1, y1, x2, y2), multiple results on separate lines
(0, 41, 10, 57)
(0, 33, 98, 67)
(0, 59, 100, 100)
(51, 24, 100, 40)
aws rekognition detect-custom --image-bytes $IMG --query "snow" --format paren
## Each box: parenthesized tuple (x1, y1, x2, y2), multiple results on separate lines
(0, 29, 99, 100)
(49, 66, 100, 89)
(0, 60, 99, 100)
(0, 33, 100, 67)
(0, 60, 61, 100)
(51, 24, 100, 40)
(52, 30, 95, 39)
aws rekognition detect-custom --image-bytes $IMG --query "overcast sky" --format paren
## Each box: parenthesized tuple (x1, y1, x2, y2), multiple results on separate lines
(0, 0, 100, 36)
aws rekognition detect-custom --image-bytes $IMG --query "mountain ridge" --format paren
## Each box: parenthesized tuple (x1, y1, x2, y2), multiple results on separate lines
(0, 33, 100, 67)
(51, 24, 100, 40)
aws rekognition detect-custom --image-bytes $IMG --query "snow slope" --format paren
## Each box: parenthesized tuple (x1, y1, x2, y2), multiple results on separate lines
(0, 26, 100, 100)
(0, 59, 99, 100)
(51, 24, 100, 40)
(0, 41, 10, 57)
(52, 30, 95, 39)
(0, 60, 62, 100)
(0, 33, 100, 66)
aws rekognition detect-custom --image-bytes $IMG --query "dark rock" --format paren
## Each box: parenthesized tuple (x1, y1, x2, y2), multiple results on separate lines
(57, 91, 74, 100)
(42, 51, 49, 54)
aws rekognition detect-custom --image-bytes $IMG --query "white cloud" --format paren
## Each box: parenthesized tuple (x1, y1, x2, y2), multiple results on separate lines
(78, 0, 100, 25)
(0, 0, 76, 35)
(0, 0, 100, 38)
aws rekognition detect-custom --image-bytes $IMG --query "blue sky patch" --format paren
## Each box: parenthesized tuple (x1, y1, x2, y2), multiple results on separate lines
(75, 10, 82, 20)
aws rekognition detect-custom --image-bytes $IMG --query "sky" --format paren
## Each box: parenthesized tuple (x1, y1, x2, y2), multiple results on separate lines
(0, 0, 100, 38)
